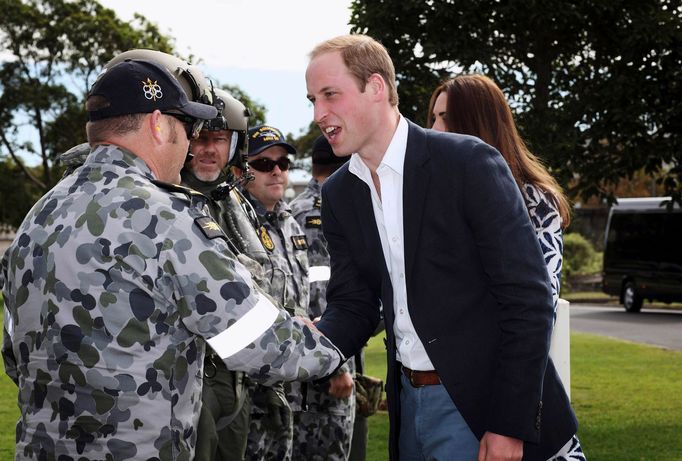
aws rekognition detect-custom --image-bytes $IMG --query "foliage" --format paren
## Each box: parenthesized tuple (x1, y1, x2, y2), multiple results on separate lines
(563, 232, 602, 278)
(349, 0, 682, 205)
(0, 159, 46, 228)
(220, 84, 267, 128)
(0, 0, 175, 194)
(286, 121, 322, 159)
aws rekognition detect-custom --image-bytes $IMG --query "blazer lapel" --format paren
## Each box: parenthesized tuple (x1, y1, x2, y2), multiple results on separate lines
(403, 122, 430, 282)
(348, 172, 389, 277)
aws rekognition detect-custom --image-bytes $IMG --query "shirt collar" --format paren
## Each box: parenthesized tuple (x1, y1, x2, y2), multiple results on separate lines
(349, 115, 408, 180)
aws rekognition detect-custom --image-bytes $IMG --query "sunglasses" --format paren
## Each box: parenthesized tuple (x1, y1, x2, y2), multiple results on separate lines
(248, 157, 291, 172)
(163, 112, 204, 140)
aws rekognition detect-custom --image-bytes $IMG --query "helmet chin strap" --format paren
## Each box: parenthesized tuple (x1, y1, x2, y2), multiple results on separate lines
(228, 131, 238, 163)
(185, 148, 194, 163)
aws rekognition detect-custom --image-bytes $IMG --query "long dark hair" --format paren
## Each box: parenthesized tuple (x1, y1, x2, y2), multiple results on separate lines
(426, 74, 571, 228)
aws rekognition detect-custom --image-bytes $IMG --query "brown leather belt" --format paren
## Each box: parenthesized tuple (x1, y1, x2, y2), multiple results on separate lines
(401, 365, 440, 387)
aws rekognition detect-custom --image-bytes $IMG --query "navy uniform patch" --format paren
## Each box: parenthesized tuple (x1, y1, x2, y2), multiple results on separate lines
(195, 216, 226, 240)
(313, 197, 322, 209)
(259, 226, 275, 251)
(291, 234, 308, 250)
(152, 179, 208, 198)
(305, 216, 322, 229)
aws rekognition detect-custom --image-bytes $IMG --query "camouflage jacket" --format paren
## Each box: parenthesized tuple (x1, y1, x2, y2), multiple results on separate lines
(289, 179, 329, 319)
(241, 191, 311, 411)
(290, 179, 354, 414)
(241, 192, 310, 318)
(1, 145, 342, 461)
(181, 170, 272, 294)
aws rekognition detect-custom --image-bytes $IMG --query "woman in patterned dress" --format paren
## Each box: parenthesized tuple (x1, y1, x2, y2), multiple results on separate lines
(426, 74, 584, 461)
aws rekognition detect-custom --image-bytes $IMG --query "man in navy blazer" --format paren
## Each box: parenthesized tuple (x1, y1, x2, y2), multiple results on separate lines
(305, 34, 578, 461)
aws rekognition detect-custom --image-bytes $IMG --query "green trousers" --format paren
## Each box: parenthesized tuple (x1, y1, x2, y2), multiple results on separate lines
(195, 356, 251, 461)
(348, 414, 368, 461)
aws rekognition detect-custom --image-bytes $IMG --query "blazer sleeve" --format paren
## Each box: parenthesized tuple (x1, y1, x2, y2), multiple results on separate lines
(462, 143, 554, 441)
(314, 182, 382, 358)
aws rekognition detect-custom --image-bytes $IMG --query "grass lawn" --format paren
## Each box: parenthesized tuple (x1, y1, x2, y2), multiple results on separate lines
(0, 296, 18, 459)
(562, 291, 618, 303)
(362, 332, 682, 461)
(1, 300, 681, 460)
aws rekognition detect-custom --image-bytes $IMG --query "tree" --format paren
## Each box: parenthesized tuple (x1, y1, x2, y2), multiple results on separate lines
(0, 0, 175, 193)
(0, 158, 43, 228)
(350, 0, 682, 204)
(220, 84, 268, 128)
(286, 121, 321, 159)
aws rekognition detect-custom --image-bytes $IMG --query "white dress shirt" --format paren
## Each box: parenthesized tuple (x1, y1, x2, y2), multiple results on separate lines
(348, 116, 434, 371)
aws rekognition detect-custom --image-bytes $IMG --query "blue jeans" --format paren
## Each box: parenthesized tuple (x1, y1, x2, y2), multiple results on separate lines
(399, 373, 479, 461)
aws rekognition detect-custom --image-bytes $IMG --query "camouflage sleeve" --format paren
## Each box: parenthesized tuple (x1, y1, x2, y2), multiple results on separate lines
(58, 143, 91, 177)
(2, 322, 17, 386)
(336, 361, 351, 376)
(161, 216, 343, 386)
(293, 207, 330, 320)
(1, 253, 17, 385)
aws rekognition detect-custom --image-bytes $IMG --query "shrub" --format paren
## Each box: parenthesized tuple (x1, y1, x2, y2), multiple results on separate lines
(563, 232, 602, 278)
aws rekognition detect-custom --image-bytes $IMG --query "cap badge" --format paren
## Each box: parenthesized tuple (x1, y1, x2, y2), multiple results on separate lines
(142, 78, 163, 101)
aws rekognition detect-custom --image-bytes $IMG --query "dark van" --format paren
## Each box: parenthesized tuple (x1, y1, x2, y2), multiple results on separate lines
(602, 197, 682, 312)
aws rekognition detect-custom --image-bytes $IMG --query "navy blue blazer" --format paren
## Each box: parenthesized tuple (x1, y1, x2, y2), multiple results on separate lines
(316, 120, 578, 460)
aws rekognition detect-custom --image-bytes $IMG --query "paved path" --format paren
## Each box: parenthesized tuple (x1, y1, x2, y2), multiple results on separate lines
(570, 304, 682, 351)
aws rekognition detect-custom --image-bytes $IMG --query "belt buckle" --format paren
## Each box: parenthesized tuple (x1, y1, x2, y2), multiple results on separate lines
(405, 367, 424, 388)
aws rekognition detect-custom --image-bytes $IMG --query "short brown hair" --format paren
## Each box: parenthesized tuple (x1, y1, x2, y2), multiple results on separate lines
(310, 34, 399, 106)
(85, 96, 145, 142)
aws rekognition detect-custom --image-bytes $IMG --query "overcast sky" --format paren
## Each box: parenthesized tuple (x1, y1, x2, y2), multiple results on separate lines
(98, 0, 354, 136)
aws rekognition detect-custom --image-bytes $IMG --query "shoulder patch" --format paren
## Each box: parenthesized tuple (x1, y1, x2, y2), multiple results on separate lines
(152, 179, 208, 198)
(313, 197, 322, 209)
(291, 234, 308, 250)
(195, 216, 227, 240)
(305, 216, 322, 229)
(259, 226, 275, 251)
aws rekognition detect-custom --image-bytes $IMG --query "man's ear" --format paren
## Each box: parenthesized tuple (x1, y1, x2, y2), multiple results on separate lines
(150, 110, 164, 144)
(366, 73, 386, 102)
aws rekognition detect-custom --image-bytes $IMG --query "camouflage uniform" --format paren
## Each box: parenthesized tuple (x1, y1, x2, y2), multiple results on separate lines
(243, 195, 309, 318)
(242, 192, 310, 461)
(290, 179, 356, 460)
(1, 145, 342, 461)
(181, 171, 271, 283)
(181, 169, 268, 461)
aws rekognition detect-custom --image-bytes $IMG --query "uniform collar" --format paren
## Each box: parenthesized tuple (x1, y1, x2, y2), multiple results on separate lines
(242, 190, 291, 220)
(86, 144, 155, 181)
(180, 169, 230, 196)
(306, 178, 322, 193)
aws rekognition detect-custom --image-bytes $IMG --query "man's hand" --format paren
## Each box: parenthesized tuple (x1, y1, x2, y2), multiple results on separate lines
(327, 371, 353, 398)
(296, 315, 320, 332)
(478, 431, 523, 461)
